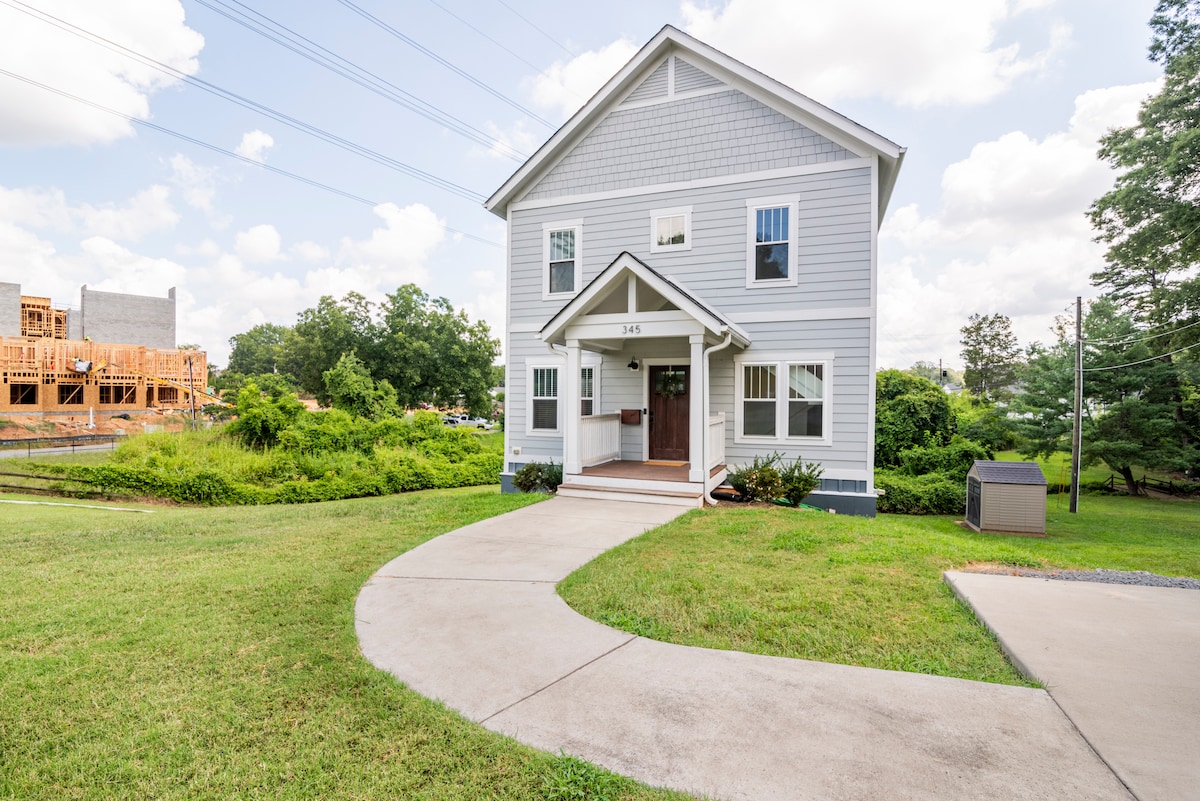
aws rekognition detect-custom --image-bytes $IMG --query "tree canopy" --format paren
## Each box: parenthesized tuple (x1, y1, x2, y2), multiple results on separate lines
(874, 369, 955, 468)
(959, 313, 1021, 401)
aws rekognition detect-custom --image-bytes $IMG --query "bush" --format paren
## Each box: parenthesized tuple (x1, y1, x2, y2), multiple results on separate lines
(729, 452, 824, 505)
(897, 435, 992, 482)
(875, 471, 964, 515)
(512, 461, 562, 493)
(778, 455, 824, 506)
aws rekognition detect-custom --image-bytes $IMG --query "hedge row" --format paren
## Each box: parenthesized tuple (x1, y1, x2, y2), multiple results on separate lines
(874, 471, 965, 515)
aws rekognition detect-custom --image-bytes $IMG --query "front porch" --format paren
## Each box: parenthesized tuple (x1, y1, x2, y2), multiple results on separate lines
(555, 411, 728, 507)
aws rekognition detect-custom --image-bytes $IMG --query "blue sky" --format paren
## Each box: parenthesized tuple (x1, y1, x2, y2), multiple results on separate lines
(0, 0, 1163, 369)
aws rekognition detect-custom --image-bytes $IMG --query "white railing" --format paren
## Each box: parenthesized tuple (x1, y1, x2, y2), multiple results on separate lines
(580, 413, 621, 468)
(707, 412, 726, 470)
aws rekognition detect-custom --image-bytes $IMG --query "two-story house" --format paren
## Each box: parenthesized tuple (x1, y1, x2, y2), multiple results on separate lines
(486, 26, 904, 515)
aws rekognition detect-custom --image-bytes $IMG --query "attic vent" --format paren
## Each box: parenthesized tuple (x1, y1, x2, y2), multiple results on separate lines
(675, 58, 723, 92)
(623, 59, 669, 104)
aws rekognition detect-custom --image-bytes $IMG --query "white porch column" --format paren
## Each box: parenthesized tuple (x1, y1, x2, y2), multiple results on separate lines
(688, 334, 705, 482)
(563, 339, 582, 476)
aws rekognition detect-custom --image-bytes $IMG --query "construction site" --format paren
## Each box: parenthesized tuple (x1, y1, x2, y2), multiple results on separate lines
(0, 283, 218, 424)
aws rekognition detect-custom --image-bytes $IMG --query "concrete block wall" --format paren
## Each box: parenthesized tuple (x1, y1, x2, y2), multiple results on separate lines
(78, 285, 176, 348)
(0, 282, 19, 337)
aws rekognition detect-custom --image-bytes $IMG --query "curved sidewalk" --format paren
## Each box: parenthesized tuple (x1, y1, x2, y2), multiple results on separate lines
(355, 497, 1130, 801)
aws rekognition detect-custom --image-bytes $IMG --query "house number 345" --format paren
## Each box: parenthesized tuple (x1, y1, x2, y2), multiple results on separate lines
(622, 324, 641, 335)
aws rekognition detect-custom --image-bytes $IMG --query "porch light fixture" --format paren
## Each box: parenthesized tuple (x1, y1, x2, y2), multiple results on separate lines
(627, 357, 640, 371)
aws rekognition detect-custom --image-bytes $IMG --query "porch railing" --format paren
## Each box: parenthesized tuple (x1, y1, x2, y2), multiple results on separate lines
(707, 412, 725, 470)
(580, 413, 621, 468)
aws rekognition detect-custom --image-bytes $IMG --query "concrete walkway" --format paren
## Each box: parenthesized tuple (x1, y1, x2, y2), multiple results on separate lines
(356, 497, 1131, 801)
(947, 572, 1200, 801)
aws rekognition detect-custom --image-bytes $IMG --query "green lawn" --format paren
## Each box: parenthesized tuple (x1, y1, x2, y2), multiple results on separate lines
(992, 449, 1180, 489)
(558, 495, 1200, 687)
(0, 488, 686, 801)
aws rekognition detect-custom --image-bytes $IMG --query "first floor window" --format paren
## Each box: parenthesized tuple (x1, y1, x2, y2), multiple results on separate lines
(58, 384, 84, 405)
(532, 367, 558, 431)
(10, 383, 37, 405)
(736, 355, 830, 443)
(580, 366, 594, 416)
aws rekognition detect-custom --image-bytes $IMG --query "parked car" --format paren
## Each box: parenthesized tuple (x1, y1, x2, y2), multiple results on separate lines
(443, 414, 493, 430)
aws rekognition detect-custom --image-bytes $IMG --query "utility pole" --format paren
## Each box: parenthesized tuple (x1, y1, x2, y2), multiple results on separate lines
(939, 357, 944, 386)
(187, 355, 197, 425)
(1070, 296, 1082, 513)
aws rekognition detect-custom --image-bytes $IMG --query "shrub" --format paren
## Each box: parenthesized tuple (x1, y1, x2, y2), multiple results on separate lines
(875, 471, 964, 515)
(778, 455, 824, 506)
(513, 461, 562, 493)
(898, 435, 992, 482)
(727, 453, 784, 503)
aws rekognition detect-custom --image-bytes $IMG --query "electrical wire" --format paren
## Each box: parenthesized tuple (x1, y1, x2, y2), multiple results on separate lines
(1085, 316, 1200, 347)
(187, 0, 526, 162)
(333, 0, 555, 129)
(3, 0, 488, 203)
(1081, 342, 1197, 371)
(208, 0, 527, 161)
(493, 0, 575, 58)
(0, 67, 502, 248)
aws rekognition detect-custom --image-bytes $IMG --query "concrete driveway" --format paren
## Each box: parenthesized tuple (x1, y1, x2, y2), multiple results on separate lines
(356, 497, 1146, 801)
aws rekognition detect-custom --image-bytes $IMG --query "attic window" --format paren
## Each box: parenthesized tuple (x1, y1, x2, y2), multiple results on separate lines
(650, 207, 692, 253)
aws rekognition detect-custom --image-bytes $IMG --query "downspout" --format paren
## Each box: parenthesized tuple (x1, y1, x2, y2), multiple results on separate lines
(701, 330, 734, 506)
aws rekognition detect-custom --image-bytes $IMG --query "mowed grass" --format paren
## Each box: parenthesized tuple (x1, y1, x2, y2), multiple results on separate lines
(0, 488, 688, 801)
(558, 495, 1200, 687)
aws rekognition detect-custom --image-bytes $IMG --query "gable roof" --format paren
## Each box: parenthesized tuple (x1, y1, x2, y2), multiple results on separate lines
(539, 251, 751, 348)
(972, 461, 1048, 486)
(487, 25, 905, 219)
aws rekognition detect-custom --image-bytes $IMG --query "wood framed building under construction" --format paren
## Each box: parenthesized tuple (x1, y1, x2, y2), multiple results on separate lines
(0, 283, 215, 416)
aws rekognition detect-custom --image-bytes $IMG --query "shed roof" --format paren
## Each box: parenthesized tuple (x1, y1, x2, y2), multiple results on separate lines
(972, 461, 1048, 486)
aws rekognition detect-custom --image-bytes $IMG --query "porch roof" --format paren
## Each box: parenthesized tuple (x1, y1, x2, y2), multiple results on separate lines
(539, 252, 751, 349)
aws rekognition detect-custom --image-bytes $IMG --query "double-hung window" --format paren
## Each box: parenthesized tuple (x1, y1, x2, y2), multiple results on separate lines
(649, 206, 692, 253)
(543, 221, 583, 299)
(531, 367, 559, 432)
(735, 353, 831, 444)
(580, 366, 595, 416)
(746, 198, 798, 287)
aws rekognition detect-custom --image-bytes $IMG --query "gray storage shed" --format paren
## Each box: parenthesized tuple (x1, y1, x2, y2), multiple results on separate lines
(965, 461, 1047, 534)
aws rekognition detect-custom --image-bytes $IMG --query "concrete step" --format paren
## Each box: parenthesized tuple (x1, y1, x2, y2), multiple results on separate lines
(556, 483, 704, 508)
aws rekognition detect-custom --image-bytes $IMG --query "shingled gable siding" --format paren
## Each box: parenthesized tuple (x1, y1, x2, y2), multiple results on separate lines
(526, 89, 853, 202)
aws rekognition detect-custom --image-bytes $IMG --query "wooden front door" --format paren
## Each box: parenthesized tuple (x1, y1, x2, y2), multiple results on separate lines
(649, 365, 689, 461)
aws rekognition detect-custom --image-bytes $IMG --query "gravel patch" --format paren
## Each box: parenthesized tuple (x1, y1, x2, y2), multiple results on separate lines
(970, 566, 1200, 591)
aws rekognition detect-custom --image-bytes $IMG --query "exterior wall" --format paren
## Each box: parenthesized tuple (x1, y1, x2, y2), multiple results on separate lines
(0, 282, 19, 337)
(980, 484, 1047, 534)
(78, 286, 176, 348)
(527, 89, 853, 202)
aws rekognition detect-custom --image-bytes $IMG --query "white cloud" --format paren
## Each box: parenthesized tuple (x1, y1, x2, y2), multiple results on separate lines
(877, 81, 1158, 369)
(682, 0, 1068, 108)
(234, 224, 283, 263)
(79, 236, 187, 295)
(0, 0, 203, 145)
(0, 183, 178, 242)
(479, 119, 539, 161)
(168, 154, 218, 212)
(290, 240, 330, 261)
(529, 39, 639, 118)
(335, 202, 445, 289)
(234, 129, 274, 163)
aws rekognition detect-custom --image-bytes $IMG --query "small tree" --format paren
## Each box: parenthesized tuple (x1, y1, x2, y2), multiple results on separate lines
(322, 352, 400, 420)
(875, 370, 955, 468)
(960, 313, 1021, 402)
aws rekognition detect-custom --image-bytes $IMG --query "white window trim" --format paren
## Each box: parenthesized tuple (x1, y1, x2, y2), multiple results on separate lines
(542, 219, 583, 301)
(526, 363, 562, 436)
(649, 206, 693, 254)
(580, 364, 597, 417)
(733, 351, 832, 447)
(746, 197, 798, 289)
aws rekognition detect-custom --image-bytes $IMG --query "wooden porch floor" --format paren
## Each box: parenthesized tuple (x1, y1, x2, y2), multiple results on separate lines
(578, 460, 724, 482)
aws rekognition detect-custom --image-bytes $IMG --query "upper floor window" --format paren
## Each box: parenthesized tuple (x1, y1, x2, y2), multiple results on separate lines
(650, 206, 692, 253)
(544, 221, 583, 299)
(746, 198, 797, 288)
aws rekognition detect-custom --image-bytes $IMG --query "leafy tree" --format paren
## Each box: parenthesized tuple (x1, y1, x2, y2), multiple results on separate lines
(1089, 0, 1200, 323)
(1015, 298, 1199, 494)
(227, 323, 290, 376)
(280, 293, 378, 402)
(376, 284, 499, 415)
(874, 369, 955, 468)
(322, 352, 401, 420)
(960, 313, 1021, 401)
(226, 379, 306, 450)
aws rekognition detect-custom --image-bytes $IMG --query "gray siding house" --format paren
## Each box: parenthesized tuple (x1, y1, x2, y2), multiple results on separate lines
(486, 26, 905, 515)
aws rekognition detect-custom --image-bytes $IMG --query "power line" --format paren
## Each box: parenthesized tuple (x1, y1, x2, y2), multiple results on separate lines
(1081, 342, 1197, 372)
(3, 0, 488, 203)
(424, 0, 585, 104)
(333, 0, 556, 129)
(0, 67, 502, 248)
(493, 0, 576, 59)
(188, 0, 527, 162)
(1086, 316, 1200, 347)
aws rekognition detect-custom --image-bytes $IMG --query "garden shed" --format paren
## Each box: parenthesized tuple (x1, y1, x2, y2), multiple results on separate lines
(965, 461, 1047, 535)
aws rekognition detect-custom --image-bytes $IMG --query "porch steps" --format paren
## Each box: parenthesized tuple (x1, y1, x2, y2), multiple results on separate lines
(556, 483, 705, 508)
